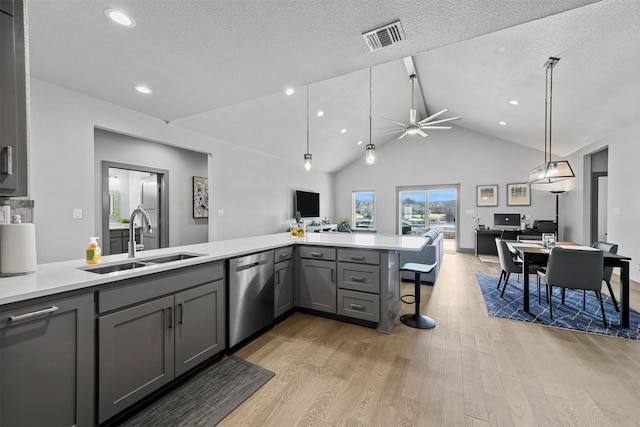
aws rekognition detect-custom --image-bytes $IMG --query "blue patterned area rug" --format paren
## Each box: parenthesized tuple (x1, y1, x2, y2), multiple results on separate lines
(475, 273, 640, 340)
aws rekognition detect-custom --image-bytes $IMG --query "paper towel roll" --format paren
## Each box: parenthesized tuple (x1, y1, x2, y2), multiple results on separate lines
(0, 223, 37, 275)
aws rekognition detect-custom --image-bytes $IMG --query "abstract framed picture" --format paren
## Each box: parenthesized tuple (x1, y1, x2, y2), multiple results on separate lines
(507, 182, 531, 206)
(193, 176, 209, 218)
(476, 185, 498, 207)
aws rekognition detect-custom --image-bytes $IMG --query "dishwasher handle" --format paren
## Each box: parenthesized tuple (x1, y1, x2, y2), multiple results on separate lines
(234, 261, 261, 272)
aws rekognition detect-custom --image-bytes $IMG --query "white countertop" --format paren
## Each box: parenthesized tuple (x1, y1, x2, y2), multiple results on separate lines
(0, 232, 426, 306)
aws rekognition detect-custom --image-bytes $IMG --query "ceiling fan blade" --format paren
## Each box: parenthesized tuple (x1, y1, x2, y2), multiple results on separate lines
(381, 117, 408, 127)
(418, 109, 448, 124)
(398, 131, 409, 139)
(419, 125, 452, 130)
(378, 129, 406, 137)
(417, 129, 428, 138)
(420, 116, 461, 126)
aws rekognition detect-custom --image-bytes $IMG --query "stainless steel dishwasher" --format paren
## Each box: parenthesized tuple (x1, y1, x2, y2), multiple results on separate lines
(228, 250, 274, 347)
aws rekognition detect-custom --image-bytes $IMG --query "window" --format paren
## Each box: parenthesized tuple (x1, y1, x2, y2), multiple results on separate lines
(353, 191, 375, 230)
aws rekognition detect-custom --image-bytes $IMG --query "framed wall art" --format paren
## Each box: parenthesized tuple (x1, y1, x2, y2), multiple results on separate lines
(476, 184, 498, 207)
(507, 182, 531, 206)
(193, 176, 209, 218)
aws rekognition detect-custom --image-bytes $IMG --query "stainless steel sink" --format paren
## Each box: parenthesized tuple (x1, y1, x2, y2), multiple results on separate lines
(81, 252, 204, 274)
(142, 253, 202, 264)
(83, 262, 148, 274)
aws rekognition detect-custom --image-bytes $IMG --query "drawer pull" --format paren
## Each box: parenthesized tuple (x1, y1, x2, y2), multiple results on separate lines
(350, 275, 365, 282)
(350, 255, 365, 261)
(349, 303, 366, 311)
(310, 252, 323, 257)
(278, 253, 289, 259)
(9, 305, 59, 321)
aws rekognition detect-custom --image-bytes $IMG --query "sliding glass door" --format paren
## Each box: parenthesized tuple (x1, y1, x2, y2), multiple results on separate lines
(398, 185, 459, 250)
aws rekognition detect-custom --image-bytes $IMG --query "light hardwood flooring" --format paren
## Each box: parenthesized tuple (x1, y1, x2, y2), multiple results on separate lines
(224, 251, 640, 426)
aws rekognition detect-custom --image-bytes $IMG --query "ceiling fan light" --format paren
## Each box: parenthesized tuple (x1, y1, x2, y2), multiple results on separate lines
(407, 127, 419, 135)
(365, 144, 376, 165)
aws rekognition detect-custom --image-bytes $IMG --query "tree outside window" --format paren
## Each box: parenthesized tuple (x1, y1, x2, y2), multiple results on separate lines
(353, 191, 375, 230)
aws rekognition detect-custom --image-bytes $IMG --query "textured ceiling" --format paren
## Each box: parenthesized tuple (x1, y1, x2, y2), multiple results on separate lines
(26, 0, 639, 173)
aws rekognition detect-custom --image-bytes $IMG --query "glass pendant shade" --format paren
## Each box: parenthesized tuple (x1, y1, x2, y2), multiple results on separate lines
(365, 143, 376, 165)
(303, 153, 312, 172)
(529, 160, 575, 184)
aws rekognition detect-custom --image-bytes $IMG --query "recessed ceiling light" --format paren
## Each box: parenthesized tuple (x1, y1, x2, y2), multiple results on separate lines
(357, 140, 363, 145)
(135, 85, 152, 94)
(285, 88, 294, 96)
(499, 121, 507, 126)
(510, 100, 519, 105)
(341, 129, 347, 134)
(104, 9, 136, 27)
(316, 111, 324, 117)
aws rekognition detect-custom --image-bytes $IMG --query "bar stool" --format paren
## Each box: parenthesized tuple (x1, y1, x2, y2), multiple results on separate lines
(400, 262, 437, 329)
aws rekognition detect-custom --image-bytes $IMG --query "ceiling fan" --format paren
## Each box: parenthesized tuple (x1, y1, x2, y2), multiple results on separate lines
(382, 74, 461, 139)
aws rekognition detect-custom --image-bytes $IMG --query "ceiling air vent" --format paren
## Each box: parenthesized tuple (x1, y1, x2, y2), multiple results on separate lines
(362, 20, 405, 52)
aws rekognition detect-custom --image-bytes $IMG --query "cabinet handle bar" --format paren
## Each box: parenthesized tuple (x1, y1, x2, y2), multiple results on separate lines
(1, 146, 12, 175)
(350, 276, 365, 282)
(349, 303, 366, 311)
(9, 306, 59, 321)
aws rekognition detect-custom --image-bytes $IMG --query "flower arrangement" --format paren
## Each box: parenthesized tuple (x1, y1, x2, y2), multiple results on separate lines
(291, 211, 305, 237)
(472, 214, 481, 230)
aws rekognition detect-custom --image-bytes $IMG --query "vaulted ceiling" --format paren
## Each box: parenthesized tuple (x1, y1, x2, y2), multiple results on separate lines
(26, 0, 640, 173)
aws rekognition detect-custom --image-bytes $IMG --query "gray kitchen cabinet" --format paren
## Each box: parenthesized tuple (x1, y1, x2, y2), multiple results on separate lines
(337, 248, 381, 322)
(274, 249, 293, 318)
(298, 246, 337, 314)
(98, 262, 225, 423)
(0, 292, 95, 426)
(1, 0, 28, 196)
(108, 227, 141, 254)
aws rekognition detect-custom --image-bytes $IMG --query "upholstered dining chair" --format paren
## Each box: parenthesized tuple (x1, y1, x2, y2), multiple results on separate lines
(537, 247, 606, 327)
(592, 241, 620, 312)
(495, 238, 544, 300)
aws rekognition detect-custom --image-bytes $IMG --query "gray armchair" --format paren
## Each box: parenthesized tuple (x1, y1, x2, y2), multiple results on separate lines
(537, 247, 606, 326)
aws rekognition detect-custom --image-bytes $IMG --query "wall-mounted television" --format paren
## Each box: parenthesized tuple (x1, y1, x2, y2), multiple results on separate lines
(493, 213, 521, 229)
(294, 190, 320, 218)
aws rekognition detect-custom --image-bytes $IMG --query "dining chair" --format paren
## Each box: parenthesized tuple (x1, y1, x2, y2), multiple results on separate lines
(495, 238, 544, 300)
(500, 230, 519, 240)
(592, 241, 620, 312)
(537, 247, 606, 327)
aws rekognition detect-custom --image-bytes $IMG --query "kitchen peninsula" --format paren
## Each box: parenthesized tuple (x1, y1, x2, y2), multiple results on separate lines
(0, 232, 426, 426)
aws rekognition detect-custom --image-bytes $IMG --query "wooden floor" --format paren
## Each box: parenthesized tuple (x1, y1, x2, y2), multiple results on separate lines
(223, 252, 640, 426)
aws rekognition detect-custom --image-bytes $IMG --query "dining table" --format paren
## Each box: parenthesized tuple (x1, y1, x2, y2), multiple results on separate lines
(507, 241, 633, 327)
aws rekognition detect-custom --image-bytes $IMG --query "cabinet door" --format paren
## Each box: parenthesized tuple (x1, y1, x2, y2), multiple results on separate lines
(274, 260, 293, 318)
(174, 280, 225, 377)
(0, 292, 94, 426)
(299, 259, 336, 313)
(98, 295, 174, 423)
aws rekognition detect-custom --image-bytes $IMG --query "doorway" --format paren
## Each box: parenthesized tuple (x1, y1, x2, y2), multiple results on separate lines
(101, 161, 169, 255)
(589, 148, 608, 244)
(397, 184, 459, 252)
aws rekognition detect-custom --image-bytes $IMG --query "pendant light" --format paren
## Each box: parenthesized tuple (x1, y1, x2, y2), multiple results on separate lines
(528, 57, 575, 184)
(303, 85, 312, 172)
(365, 68, 376, 165)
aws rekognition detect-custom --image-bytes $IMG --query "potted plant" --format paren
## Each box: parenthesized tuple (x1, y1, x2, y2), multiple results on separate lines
(291, 211, 305, 237)
(336, 217, 352, 233)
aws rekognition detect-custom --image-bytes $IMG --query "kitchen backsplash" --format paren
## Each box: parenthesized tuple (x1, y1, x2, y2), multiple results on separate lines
(0, 199, 34, 223)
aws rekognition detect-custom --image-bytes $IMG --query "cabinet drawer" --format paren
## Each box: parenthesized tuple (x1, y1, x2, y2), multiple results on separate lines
(299, 246, 336, 261)
(338, 249, 379, 265)
(338, 263, 379, 294)
(337, 289, 379, 322)
(274, 246, 292, 263)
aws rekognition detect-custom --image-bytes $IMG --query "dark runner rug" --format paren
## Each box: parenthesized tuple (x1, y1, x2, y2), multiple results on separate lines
(121, 356, 274, 426)
(475, 273, 640, 340)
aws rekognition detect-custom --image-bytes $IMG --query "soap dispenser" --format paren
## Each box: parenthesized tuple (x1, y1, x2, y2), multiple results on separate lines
(86, 237, 102, 265)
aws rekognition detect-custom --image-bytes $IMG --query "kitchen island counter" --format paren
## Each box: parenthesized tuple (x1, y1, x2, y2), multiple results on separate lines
(0, 232, 426, 306)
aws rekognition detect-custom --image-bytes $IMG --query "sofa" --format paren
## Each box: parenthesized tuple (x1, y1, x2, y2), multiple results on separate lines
(399, 228, 444, 284)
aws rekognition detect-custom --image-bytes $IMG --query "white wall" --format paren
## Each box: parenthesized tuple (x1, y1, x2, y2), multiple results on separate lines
(94, 129, 209, 248)
(563, 119, 640, 282)
(29, 79, 333, 263)
(333, 125, 556, 251)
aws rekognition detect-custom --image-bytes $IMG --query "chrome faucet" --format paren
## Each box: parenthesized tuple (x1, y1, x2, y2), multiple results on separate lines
(128, 205, 152, 258)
